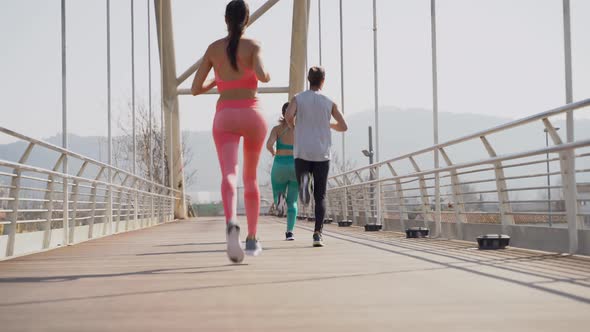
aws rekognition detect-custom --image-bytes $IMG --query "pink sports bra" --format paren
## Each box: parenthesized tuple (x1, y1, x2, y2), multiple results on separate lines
(214, 56, 258, 93)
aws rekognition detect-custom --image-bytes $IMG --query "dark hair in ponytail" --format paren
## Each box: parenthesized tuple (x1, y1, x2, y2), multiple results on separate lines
(279, 102, 289, 125)
(225, 0, 250, 71)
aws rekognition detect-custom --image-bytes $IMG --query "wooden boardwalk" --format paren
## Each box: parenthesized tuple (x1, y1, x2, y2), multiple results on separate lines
(1, 216, 590, 331)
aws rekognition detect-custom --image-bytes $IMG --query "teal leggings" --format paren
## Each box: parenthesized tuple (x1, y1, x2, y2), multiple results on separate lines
(271, 155, 298, 231)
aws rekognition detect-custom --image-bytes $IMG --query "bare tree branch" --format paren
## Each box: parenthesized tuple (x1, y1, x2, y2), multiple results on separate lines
(115, 99, 196, 189)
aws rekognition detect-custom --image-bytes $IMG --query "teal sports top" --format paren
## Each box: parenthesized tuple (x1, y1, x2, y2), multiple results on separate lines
(276, 127, 293, 150)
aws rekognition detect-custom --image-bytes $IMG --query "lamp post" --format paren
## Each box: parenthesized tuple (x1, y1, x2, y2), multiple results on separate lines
(544, 127, 560, 227)
(362, 126, 375, 220)
(362, 126, 374, 167)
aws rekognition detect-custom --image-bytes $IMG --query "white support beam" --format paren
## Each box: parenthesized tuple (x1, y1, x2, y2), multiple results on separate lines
(439, 147, 465, 239)
(6, 143, 35, 256)
(480, 135, 514, 232)
(88, 167, 106, 239)
(155, 0, 186, 219)
(288, 0, 309, 99)
(387, 163, 407, 231)
(542, 118, 563, 145)
(177, 86, 289, 96)
(43, 155, 65, 249)
(69, 161, 89, 243)
(409, 156, 432, 226)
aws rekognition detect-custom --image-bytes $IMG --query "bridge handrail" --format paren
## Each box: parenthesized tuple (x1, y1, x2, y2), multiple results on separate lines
(0, 127, 185, 259)
(0, 126, 178, 195)
(330, 98, 590, 180)
(328, 139, 590, 191)
(0, 160, 179, 200)
(324, 99, 590, 254)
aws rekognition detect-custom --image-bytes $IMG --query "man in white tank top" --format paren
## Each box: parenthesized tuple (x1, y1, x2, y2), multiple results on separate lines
(285, 66, 348, 247)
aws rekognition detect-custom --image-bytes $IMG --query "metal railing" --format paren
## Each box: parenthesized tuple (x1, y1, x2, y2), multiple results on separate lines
(326, 99, 590, 254)
(0, 127, 182, 259)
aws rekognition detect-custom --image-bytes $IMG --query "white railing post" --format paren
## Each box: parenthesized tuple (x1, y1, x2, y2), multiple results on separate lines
(561, 147, 579, 254)
(127, 186, 133, 230)
(150, 189, 155, 226)
(339, 188, 346, 222)
(159, 188, 164, 223)
(332, 179, 342, 221)
(137, 181, 143, 228)
(331, 178, 345, 221)
(439, 148, 466, 239)
(69, 161, 88, 243)
(6, 171, 22, 257)
(363, 184, 371, 225)
(355, 171, 370, 225)
(117, 174, 130, 233)
(105, 169, 113, 236)
(134, 180, 140, 229)
(544, 118, 580, 253)
(43, 174, 55, 249)
(43, 155, 64, 249)
(343, 174, 351, 221)
(106, 170, 119, 236)
(340, 186, 346, 222)
(374, 166, 382, 226)
(88, 167, 105, 239)
(481, 136, 514, 232)
(7, 142, 36, 256)
(408, 156, 432, 227)
(62, 164, 69, 246)
(386, 163, 407, 231)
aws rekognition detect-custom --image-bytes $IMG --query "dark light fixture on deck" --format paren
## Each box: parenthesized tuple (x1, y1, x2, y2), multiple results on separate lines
(338, 220, 353, 227)
(477, 234, 510, 250)
(405, 227, 430, 238)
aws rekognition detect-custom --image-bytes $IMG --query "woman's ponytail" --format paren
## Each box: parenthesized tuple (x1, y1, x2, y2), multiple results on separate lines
(225, 1, 249, 71)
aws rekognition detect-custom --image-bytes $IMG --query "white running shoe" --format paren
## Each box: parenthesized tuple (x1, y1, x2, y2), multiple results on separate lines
(313, 232, 325, 247)
(226, 221, 244, 263)
(299, 173, 311, 206)
(245, 237, 263, 256)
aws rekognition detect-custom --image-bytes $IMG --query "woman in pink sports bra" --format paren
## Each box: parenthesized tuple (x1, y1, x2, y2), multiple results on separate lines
(191, 0, 270, 263)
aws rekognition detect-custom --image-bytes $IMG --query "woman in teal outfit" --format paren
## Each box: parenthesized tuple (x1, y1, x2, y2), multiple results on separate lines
(266, 102, 298, 240)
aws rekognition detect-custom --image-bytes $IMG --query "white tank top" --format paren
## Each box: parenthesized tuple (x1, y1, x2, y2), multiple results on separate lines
(294, 89, 334, 162)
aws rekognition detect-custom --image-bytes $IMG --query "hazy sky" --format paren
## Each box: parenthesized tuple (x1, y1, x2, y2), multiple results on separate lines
(1, 0, 589, 145)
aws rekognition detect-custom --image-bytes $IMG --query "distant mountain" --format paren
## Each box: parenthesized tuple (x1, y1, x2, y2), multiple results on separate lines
(2, 108, 590, 201)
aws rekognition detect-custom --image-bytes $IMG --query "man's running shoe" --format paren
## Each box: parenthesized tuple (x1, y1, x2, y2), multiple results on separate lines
(312, 231, 324, 247)
(226, 221, 244, 263)
(245, 237, 262, 256)
(285, 231, 295, 241)
(299, 173, 311, 206)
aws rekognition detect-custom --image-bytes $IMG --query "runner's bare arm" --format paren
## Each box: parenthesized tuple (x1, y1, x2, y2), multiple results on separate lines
(252, 41, 270, 83)
(285, 97, 297, 128)
(191, 46, 216, 96)
(266, 126, 278, 156)
(330, 103, 348, 132)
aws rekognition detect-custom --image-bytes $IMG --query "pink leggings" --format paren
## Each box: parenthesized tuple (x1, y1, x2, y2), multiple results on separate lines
(213, 99, 267, 237)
